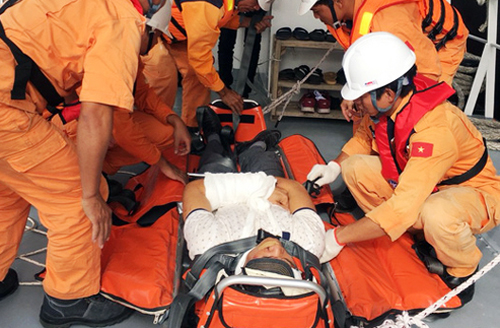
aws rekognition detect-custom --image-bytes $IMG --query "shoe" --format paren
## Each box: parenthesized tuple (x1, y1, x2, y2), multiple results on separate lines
(441, 268, 477, 306)
(299, 92, 315, 113)
(188, 127, 205, 155)
(39, 293, 134, 328)
(333, 187, 358, 213)
(0, 269, 19, 301)
(235, 130, 281, 155)
(313, 90, 331, 114)
(198, 106, 222, 140)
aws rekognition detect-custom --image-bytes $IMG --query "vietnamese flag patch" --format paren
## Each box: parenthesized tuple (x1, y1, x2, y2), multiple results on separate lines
(411, 142, 433, 157)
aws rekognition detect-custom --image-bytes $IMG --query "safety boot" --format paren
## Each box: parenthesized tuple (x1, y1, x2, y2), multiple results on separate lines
(0, 269, 19, 301)
(39, 293, 134, 328)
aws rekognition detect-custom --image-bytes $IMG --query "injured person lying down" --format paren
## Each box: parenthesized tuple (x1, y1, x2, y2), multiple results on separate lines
(181, 107, 329, 285)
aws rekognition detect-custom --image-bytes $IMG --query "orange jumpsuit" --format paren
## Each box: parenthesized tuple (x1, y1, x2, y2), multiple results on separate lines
(176, 0, 240, 93)
(0, 0, 144, 299)
(340, 93, 500, 277)
(141, 5, 211, 128)
(103, 64, 181, 175)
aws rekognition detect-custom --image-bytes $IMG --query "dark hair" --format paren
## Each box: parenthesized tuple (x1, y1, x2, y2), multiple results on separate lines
(314, 0, 330, 6)
(373, 64, 417, 99)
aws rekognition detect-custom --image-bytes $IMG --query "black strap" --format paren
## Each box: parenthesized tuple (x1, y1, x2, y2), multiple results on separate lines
(435, 6, 459, 51)
(426, 0, 445, 41)
(421, 0, 434, 31)
(0, 0, 63, 106)
(233, 11, 264, 96)
(438, 138, 488, 186)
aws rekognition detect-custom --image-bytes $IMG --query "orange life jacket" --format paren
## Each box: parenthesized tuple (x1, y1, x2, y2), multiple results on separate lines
(373, 74, 455, 186)
(327, 0, 466, 51)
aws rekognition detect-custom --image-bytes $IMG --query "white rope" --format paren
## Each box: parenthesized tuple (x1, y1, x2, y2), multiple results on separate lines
(262, 45, 338, 119)
(350, 252, 500, 328)
(16, 216, 47, 285)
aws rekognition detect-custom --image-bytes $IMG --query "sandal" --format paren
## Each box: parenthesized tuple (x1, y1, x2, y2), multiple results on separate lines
(309, 29, 326, 41)
(323, 71, 337, 85)
(325, 31, 336, 43)
(276, 27, 292, 40)
(279, 68, 296, 80)
(292, 27, 309, 40)
(293, 65, 310, 80)
(307, 68, 323, 84)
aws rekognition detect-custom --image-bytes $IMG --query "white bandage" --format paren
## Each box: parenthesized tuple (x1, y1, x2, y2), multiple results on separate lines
(204, 172, 277, 211)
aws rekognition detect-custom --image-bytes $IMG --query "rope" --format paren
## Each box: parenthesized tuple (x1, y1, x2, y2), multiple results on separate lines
(351, 252, 500, 328)
(16, 216, 47, 286)
(262, 45, 338, 121)
(452, 52, 483, 109)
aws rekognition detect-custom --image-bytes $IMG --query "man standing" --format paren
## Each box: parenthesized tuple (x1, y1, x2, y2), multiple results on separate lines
(0, 0, 164, 326)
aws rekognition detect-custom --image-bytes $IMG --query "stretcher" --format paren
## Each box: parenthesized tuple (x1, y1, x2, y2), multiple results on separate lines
(100, 100, 464, 327)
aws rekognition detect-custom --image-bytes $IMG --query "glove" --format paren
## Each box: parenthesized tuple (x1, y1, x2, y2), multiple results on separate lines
(320, 228, 345, 263)
(307, 161, 341, 187)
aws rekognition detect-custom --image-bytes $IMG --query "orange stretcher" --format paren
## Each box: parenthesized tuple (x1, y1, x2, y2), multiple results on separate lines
(99, 101, 464, 327)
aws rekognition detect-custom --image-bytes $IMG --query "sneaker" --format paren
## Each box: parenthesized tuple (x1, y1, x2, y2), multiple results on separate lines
(314, 90, 331, 114)
(39, 293, 134, 328)
(235, 130, 281, 155)
(0, 269, 19, 301)
(197, 106, 222, 140)
(299, 92, 315, 113)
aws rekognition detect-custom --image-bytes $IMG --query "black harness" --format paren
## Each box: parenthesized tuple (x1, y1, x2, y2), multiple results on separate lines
(0, 0, 63, 106)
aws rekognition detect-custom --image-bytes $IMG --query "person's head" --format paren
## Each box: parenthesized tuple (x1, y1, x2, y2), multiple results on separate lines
(340, 32, 417, 119)
(237, 0, 275, 12)
(298, 0, 354, 26)
(245, 237, 296, 268)
(137, 0, 167, 18)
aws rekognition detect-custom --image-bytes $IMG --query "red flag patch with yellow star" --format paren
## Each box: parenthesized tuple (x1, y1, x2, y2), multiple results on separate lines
(411, 142, 433, 157)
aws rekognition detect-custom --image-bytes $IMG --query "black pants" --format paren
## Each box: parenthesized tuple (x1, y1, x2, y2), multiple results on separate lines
(198, 139, 284, 177)
(217, 27, 262, 98)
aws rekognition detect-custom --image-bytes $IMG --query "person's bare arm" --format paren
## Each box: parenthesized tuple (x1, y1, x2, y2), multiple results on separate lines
(77, 102, 113, 248)
(335, 216, 387, 244)
(182, 179, 211, 216)
(275, 177, 315, 213)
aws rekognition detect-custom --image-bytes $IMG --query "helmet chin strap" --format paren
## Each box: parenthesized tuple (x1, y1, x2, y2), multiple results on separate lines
(369, 76, 404, 122)
(327, 0, 342, 29)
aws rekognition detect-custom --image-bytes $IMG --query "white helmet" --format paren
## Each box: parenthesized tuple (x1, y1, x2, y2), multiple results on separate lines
(340, 32, 416, 101)
(258, 0, 275, 11)
(297, 0, 317, 15)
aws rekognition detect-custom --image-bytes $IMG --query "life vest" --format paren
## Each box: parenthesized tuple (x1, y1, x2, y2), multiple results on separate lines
(374, 74, 454, 186)
(174, 0, 237, 29)
(327, 0, 466, 51)
(163, 4, 187, 43)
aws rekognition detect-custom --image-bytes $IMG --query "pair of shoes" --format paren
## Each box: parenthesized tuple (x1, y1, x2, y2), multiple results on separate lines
(235, 130, 281, 155)
(299, 91, 331, 113)
(0, 269, 19, 301)
(39, 293, 134, 328)
(278, 68, 296, 81)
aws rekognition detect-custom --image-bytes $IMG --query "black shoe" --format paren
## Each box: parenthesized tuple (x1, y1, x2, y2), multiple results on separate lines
(39, 293, 134, 328)
(188, 127, 206, 155)
(441, 268, 477, 306)
(333, 187, 358, 213)
(235, 130, 281, 155)
(0, 269, 19, 301)
(197, 106, 222, 140)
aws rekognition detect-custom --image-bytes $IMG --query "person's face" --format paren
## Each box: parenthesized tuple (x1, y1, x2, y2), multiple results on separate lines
(246, 238, 296, 268)
(311, 4, 333, 26)
(237, 0, 261, 13)
(352, 89, 393, 117)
